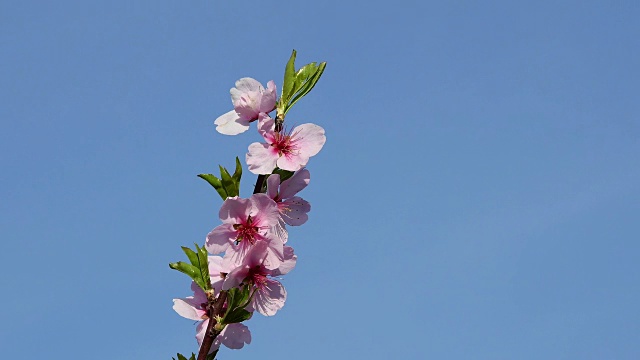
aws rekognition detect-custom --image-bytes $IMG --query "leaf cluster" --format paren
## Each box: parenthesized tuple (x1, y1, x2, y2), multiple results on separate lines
(169, 244, 211, 292)
(173, 350, 217, 360)
(198, 157, 243, 200)
(222, 285, 253, 325)
(277, 49, 326, 119)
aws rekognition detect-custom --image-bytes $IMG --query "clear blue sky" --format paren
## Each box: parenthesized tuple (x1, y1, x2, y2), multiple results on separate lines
(1, 1, 639, 359)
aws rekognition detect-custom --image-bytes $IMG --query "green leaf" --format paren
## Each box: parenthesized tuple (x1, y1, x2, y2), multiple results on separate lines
(285, 61, 326, 115)
(169, 261, 199, 279)
(171, 245, 211, 291)
(175, 354, 189, 360)
(169, 261, 207, 290)
(282, 49, 297, 103)
(198, 173, 227, 200)
(294, 62, 318, 89)
(224, 308, 252, 324)
(272, 168, 295, 182)
(194, 243, 210, 291)
(219, 165, 238, 198)
(232, 156, 242, 185)
(181, 246, 199, 266)
(206, 349, 218, 360)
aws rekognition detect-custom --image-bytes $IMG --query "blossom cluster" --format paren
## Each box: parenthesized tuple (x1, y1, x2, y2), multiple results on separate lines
(172, 72, 326, 358)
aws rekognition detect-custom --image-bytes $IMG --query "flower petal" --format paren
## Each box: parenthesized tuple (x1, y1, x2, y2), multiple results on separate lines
(292, 123, 326, 158)
(247, 142, 278, 175)
(251, 279, 287, 316)
(214, 110, 251, 135)
(279, 168, 310, 199)
(173, 298, 204, 321)
(219, 197, 252, 223)
(281, 196, 310, 226)
(216, 323, 252, 350)
(251, 193, 280, 227)
(234, 77, 262, 93)
(276, 152, 309, 172)
(205, 224, 235, 254)
(259, 80, 277, 113)
(263, 239, 285, 270)
(266, 173, 280, 200)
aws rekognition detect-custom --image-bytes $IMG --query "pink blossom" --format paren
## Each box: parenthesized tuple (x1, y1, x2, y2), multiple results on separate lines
(267, 168, 311, 227)
(223, 242, 297, 316)
(173, 257, 251, 352)
(214, 78, 277, 135)
(246, 114, 326, 174)
(206, 194, 285, 269)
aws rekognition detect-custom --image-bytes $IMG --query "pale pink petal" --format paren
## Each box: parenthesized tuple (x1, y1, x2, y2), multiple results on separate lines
(258, 80, 277, 113)
(225, 240, 253, 268)
(263, 240, 285, 270)
(234, 77, 262, 93)
(222, 265, 250, 290)
(214, 110, 251, 135)
(173, 298, 204, 321)
(230, 87, 243, 104)
(257, 114, 276, 142)
(218, 197, 251, 223)
(234, 94, 261, 120)
(274, 218, 289, 243)
(205, 224, 235, 254)
(292, 123, 326, 158)
(281, 196, 310, 226)
(247, 142, 278, 175)
(276, 151, 309, 172)
(279, 168, 310, 199)
(266, 174, 280, 200)
(216, 323, 252, 350)
(271, 246, 297, 276)
(208, 255, 225, 274)
(251, 193, 280, 227)
(251, 279, 287, 316)
(189, 283, 208, 305)
(208, 256, 227, 291)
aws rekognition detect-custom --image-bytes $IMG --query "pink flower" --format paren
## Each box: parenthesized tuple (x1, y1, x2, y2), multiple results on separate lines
(214, 78, 277, 135)
(172, 257, 252, 352)
(206, 194, 285, 269)
(246, 114, 326, 174)
(267, 168, 311, 227)
(266, 169, 311, 242)
(223, 242, 297, 316)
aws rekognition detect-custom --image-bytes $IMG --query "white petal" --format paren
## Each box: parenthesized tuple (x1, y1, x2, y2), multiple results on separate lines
(173, 298, 202, 321)
(214, 110, 250, 135)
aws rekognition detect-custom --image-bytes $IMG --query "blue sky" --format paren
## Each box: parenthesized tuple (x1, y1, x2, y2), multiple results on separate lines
(1, 1, 639, 359)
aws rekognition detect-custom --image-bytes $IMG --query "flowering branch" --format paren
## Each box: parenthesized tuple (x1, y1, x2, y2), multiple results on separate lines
(171, 50, 326, 360)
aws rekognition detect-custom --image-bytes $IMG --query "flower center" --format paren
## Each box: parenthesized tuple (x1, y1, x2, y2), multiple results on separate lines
(233, 216, 259, 245)
(271, 128, 299, 157)
(248, 265, 268, 289)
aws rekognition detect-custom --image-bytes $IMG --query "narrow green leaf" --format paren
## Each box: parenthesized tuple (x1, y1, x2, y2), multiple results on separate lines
(232, 156, 242, 186)
(197, 174, 227, 200)
(206, 349, 218, 360)
(169, 261, 206, 290)
(176, 354, 188, 360)
(224, 308, 253, 324)
(219, 165, 238, 198)
(285, 61, 326, 115)
(282, 49, 297, 103)
(181, 246, 199, 266)
(194, 243, 211, 291)
(294, 62, 318, 89)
